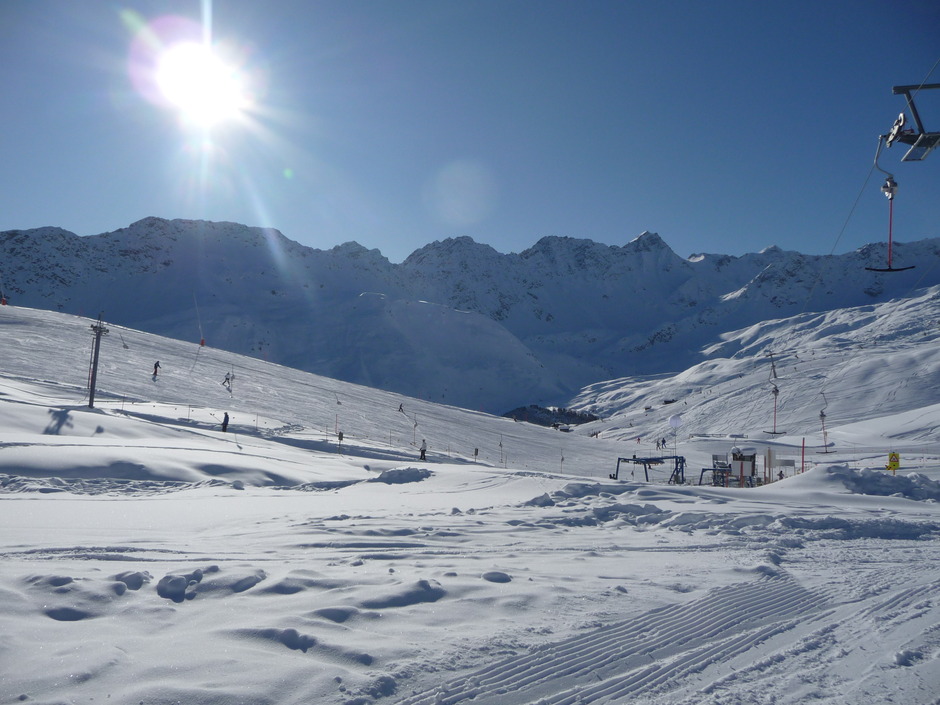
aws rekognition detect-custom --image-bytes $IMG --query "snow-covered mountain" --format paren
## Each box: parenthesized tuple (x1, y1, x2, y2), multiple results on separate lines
(2, 216, 937, 411)
(572, 284, 940, 448)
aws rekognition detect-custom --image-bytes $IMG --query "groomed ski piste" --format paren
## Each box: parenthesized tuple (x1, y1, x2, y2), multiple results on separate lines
(1, 304, 938, 705)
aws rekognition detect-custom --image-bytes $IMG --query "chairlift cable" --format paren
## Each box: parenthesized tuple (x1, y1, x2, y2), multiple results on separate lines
(899, 57, 940, 114)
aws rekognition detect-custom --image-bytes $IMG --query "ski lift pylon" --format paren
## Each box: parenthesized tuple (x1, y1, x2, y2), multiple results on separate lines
(764, 384, 785, 436)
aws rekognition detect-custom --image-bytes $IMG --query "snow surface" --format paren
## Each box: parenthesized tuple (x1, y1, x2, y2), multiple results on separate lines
(1, 304, 939, 704)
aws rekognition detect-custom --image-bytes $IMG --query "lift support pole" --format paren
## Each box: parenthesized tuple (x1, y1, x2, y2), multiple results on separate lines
(88, 315, 108, 409)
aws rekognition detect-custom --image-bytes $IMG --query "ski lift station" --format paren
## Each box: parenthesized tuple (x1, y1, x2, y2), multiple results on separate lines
(610, 446, 798, 488)
(699, 446, 798, 488)
(701, 447, 759, 488)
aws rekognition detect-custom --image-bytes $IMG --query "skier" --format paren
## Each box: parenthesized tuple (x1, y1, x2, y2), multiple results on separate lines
(152, 361, 161, 378)
(222, 412, 229, 432)
(419, 439, 427, 461)
(398, 403, 404, 413)
(222, 371, 234, 390)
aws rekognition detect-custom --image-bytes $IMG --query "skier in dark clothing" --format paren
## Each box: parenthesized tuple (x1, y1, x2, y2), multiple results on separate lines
(222, 412, 229, 432)
(153, 361, 161, 376)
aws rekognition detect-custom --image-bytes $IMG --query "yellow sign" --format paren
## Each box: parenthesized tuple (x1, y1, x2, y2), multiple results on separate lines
(886, 452, 900, 475)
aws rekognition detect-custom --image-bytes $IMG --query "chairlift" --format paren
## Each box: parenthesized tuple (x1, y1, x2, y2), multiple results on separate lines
(864, 82, 939, 272)
(886, 83, 940, 162)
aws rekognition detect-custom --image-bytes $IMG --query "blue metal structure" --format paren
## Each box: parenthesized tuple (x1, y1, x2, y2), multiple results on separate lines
(610, 455, 686, 484)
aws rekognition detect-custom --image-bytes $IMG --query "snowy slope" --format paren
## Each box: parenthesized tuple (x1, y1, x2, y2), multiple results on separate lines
(3, 217, 938, 411)
(1, 305, 939, 705)
(570, 285, 940, 452)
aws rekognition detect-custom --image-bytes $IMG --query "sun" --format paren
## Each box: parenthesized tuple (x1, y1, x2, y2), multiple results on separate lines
(155, 41, 248, 127)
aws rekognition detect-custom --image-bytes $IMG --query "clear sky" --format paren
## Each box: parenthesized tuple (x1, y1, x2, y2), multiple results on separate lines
(1, 1, 937, 263)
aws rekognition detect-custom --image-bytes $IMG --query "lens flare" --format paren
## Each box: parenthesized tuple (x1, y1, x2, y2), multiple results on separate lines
(125, 11, 254, 129)
(424, 160, 498, 228)
(156, 41, 248, 126)
(121, 4, 293, 265)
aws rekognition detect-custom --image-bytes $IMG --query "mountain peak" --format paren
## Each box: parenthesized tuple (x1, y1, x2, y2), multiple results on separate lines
(128, 216, 170, 229)
(403, 236, 502, 266)
(627, 231, 671, 252)
(331, 240, 379, 256)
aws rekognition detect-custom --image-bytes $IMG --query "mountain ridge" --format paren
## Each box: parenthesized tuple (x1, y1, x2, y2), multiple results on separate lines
(2, 216, 936, 411)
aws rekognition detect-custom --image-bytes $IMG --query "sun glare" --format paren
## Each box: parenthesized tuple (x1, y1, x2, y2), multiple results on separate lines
(156, 42, 248, 127)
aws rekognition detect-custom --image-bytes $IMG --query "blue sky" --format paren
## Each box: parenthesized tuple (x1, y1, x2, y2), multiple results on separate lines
(1, 1, 937, 263)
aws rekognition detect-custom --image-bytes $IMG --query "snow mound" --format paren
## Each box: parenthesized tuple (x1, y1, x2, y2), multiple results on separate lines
(359, 579, 446, 609)
(482, 571, 512, 583)
(826, 466, 940, 502)
(368, 467, 432, 484)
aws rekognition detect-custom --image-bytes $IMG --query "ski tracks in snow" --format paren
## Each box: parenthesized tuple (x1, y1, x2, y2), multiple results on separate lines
(397, 569, 830, 705)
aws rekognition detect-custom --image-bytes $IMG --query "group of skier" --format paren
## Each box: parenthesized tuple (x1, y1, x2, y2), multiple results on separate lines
(399, 403, 429, 461)
(150, 361, 432, 460)
(151, 360, 231, 434)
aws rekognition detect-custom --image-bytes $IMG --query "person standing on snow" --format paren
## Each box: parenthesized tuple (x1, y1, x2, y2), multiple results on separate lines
(153, 361, 161, 377)
(222, 412, 229, 432)
(419, 439, 427, 461)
